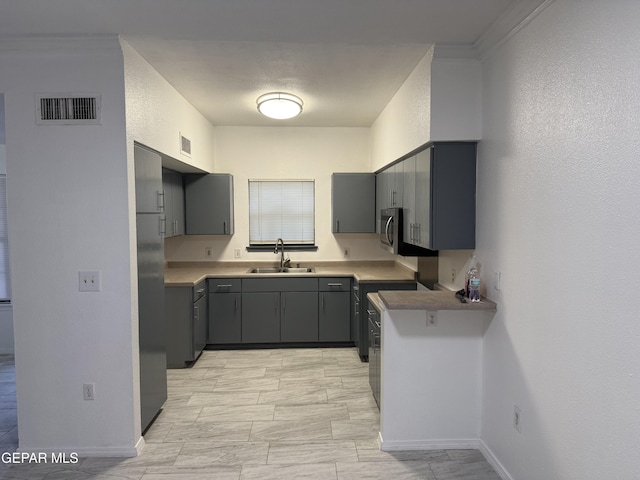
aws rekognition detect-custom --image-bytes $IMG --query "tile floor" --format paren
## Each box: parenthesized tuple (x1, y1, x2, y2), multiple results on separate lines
(0, 349, 501, 479)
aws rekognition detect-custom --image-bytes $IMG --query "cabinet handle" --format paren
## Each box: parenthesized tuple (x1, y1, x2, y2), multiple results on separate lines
(194, 305, 199, 321)
(327, 283, 343, 287)
(158, 191, 165, 211)
(415, 223, 421, 243)
(217, 284, 233, 289)
(336, 220, 339, 233)
(223, 221, 227, 234)
(159, 216, 166, 236)
(196, 288, 205, 295)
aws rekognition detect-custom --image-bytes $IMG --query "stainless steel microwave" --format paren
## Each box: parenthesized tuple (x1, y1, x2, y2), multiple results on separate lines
(380, 208, 402, 254)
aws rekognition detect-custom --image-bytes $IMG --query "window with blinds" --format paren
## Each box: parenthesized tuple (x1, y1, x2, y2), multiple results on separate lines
(0, 175, 10, 301)
(249, 180, 315, 245)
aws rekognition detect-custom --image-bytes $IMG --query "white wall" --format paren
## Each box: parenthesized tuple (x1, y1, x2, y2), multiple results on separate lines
(165, 126, 395, 263)
(1, 37, 139, 455)
(370, 49, 433, 172)
(478, 2, 640, 479)
(121, 39, 216, 173)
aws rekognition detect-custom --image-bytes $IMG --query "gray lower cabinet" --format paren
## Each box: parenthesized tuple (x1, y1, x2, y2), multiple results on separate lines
(281, 292, 319, 342)
(241, 277, 319, 344)
(319, 278, 351, 342)
(184, 173, 234, 235)
(165, 280, 207, 368)
(355, 281, 416, 360)
(331, 173, 376, 233)
(208, 279, 241, 344)
(242, 292, 280, 343)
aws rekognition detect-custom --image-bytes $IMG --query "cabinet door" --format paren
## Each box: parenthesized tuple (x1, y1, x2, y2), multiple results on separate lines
(431, 143, 477, 250)
(319, 291, 351, 342)
(134, 145, 164, 214)
(184, 174, 234, 235)
(402, 155, 417, 246)
(209, 292, 241, 344)
(414, 147, 432, 249)
(391, 162, 404, 208)
(193, 294, 207, 357)
(242, 292, 279, 343)
(169, 171, 185, 236)
(281, 292, 319, 342)
(331, 173, 375, 233)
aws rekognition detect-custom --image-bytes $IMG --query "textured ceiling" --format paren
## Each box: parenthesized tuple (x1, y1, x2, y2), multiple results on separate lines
(0, 0, 548, 126)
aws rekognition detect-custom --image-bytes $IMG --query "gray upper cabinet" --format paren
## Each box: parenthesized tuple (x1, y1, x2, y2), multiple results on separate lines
(184, 173, 234, 235)
(162, 169, 185, 237)
(376, 162, 403, 232)
(134, 144, 164, 214)
(405, 142, 477, 250)
(331, 173, 376, 233)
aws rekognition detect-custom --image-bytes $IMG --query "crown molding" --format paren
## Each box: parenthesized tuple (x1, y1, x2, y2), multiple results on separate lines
(0, 35, 121, 55)
(475, 0, 556, 61)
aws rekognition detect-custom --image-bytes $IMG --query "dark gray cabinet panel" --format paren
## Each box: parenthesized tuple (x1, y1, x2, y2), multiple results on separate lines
(281, 292, 319, 342)
(403, 142, 477, 251)
(208, 292, 241, 344)
(331, 173, 376, 233)
(356, 281, 416, 360)
(319, 277, 351, 342)
(376, 162, 403, 232)
(320, 291, 351, 342)
(184, 173, 234, 235)
(165, 281, 207, 368)
(242, 277, 318, 293)
(242, 292, 280, 343)
(162, 169, 185, 237)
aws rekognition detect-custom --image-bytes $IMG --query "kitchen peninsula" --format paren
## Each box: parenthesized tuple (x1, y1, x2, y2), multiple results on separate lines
(369, 290, 496, 451)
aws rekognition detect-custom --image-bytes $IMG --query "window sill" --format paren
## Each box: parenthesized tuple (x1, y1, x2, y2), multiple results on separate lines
(246, 245, 318, 252)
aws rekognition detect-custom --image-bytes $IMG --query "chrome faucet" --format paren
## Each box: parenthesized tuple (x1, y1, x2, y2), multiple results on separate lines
(274, 238, 290, 269)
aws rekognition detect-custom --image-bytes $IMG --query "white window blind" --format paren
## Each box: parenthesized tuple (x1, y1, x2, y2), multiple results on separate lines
(0, 175, 10, 301)
(249, 180, 315, 245)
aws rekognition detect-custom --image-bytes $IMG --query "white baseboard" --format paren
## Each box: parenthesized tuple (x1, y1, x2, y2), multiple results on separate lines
(17, 445, 139, 458)
(379, 434, 481, 451)
(479, 439, 513, 480)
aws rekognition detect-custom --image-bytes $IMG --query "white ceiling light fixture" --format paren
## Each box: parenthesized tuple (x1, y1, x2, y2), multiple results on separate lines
(257, 92, 303, 120)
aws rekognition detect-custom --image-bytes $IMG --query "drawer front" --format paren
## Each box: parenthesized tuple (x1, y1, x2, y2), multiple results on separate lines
(319, 277, 351, 292)
(193, 280, 207, 302)
(242, 277, 318, 292)
(208, 278, 242, 293)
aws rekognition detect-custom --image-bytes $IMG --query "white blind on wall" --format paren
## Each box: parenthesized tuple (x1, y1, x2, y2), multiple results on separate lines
(0, 175, 10, 301)
(249, 180, 315, 244)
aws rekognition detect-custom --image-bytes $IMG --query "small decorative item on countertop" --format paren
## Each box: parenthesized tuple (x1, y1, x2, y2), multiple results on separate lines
(465, 253, 481, 302)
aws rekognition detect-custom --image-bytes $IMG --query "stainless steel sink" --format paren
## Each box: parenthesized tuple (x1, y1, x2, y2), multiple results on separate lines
(248, 267, 315, 274)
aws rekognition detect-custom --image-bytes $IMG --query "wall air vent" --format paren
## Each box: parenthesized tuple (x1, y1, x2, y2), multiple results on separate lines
(180, 132, 192, 157)
(35, 94, 101, 125)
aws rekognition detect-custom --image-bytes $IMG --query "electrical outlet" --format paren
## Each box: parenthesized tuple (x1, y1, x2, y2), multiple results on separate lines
(343, 247, 350, 258)
(205, 247, 212, 258)
(78, 271, 101, 292)
(426, 311, 438, 326)
(494, 272, 502, 291)
(234, 248, 241, 259)
(83, 383, 96, 401)
(513, 405, 522, 433)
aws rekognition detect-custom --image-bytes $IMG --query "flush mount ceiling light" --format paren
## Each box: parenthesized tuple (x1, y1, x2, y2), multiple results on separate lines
(256, 92, 303, 120)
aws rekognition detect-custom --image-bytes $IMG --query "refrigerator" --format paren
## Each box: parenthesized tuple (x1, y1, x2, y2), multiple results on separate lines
(134, 144, 168, 433)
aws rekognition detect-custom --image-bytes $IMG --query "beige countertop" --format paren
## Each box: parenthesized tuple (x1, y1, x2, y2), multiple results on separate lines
(164, 261, 417, 287)
(376, 290, 497, 312)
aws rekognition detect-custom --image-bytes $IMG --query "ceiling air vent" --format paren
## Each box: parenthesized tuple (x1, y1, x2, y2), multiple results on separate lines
(35, 94, 101, 125)
(180, 132, 192, 157)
